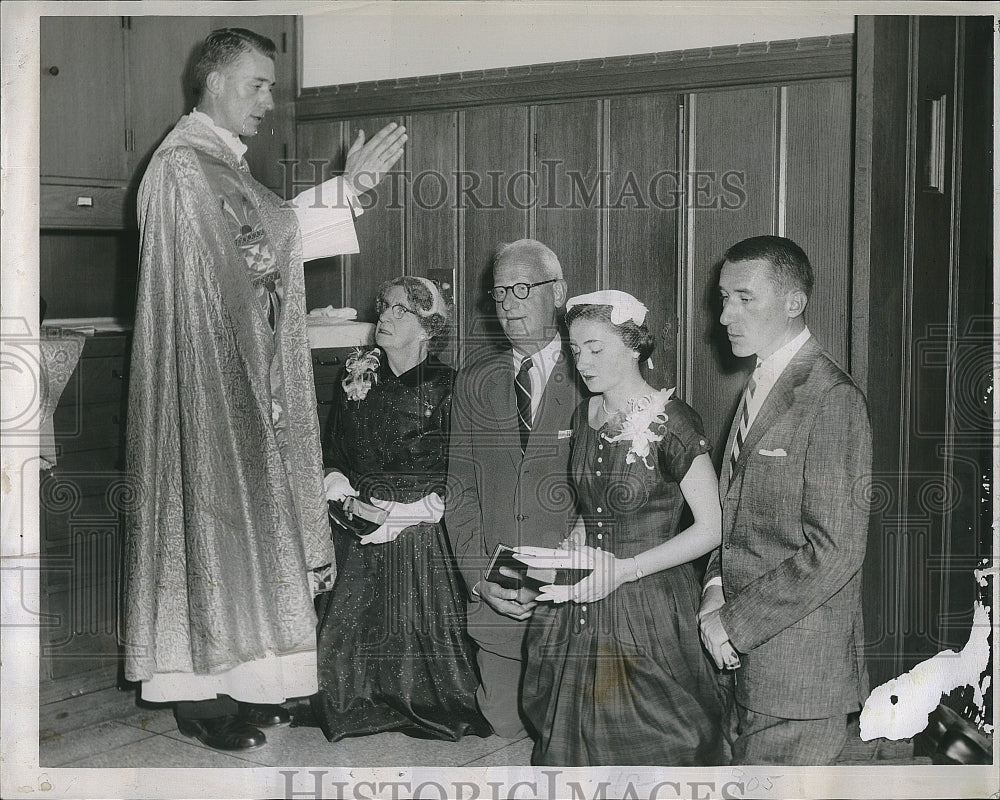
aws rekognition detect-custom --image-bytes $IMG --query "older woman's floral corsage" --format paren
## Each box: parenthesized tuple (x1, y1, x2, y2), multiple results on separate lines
(602, 387, 675, 469)
(342, 347, 381, 402)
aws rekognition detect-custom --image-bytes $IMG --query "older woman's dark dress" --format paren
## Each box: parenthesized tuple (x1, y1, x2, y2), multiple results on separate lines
(312, 350, 489, 741)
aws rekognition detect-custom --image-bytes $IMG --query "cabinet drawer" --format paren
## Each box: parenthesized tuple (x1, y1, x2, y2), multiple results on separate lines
(41, 183, 130, 229)
(315, 381, 338, 436)
(61, 356, 128, 407)
(311, 347, 350, 381)
(53, 402, 123, 454)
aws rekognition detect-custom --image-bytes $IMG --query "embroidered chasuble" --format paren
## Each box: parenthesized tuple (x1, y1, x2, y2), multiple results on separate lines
(123, 114, 350, 702)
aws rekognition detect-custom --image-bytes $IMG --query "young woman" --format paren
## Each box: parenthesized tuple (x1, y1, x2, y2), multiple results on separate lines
(311, 276, 489, 742)
(521, 290, 724, 766)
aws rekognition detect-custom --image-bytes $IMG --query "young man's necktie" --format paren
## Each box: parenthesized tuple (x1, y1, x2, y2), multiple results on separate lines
(730, 361, 762, 477)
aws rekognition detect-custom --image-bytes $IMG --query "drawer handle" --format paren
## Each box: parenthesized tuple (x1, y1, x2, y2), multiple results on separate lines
(48, 65, 60, 76)
(314, 357, 340, 366)
(112, 415, 120, 425)
(76, 196, 94, 207)
(317, 399, 335, 406)
(112, 369, 124, 380)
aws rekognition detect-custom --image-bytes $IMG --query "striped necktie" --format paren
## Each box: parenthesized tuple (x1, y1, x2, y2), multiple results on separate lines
(730, 361, 762, 477)
(515, 355, 533, 454)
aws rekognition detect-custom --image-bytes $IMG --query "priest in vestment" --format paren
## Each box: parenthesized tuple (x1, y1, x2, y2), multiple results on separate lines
(122, 27, 406, 751)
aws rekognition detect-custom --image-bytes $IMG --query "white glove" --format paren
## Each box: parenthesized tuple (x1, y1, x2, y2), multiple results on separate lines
(359, 492, 444, 546)
(324, 471, 359, 503)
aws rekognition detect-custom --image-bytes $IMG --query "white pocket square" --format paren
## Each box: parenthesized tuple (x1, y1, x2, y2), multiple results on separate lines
(759, 447, 787, 457)
(558, 429, 573, 439)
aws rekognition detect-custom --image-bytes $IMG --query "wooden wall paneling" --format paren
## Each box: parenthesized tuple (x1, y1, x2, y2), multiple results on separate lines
(343, 116, 408, 321)
(460, 105, 531, 349)
(126, 17, 209, 184)
(607, 92, 680, 391)
(297, 36, 854, 120)
(40, 17, 129, 182)
(406, 112, 459, 279)
(533, 99, 603, 300)
(683, 87, 778, 460)
(406, 112, 460, 364)
(296, 120, 346, 311)
(783, 79, 852, 369)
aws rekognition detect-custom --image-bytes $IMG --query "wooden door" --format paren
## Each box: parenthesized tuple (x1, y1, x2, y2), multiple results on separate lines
(853, 16, 993, 689)
(40, 16, 128, 182)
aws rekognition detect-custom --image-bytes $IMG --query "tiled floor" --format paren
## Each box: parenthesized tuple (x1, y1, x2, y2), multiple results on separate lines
(39, 687, 533, 768)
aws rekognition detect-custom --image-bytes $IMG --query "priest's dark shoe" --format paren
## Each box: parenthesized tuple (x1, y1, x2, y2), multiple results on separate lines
(238, 702, 292, 728)
(176, 715, 266, 751)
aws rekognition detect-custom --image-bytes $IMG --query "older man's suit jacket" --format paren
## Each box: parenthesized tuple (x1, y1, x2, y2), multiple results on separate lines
(706, 337, 872, 720)
(446, 340, 583, 659)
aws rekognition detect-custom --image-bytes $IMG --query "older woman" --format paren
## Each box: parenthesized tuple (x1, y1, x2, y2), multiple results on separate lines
(311, 276, 489, 741)
(520, 290, 724, 766)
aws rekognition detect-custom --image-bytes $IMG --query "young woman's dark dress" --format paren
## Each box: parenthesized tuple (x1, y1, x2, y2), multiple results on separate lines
(521, 394, 723, 765)
(312, 350, 489, 741)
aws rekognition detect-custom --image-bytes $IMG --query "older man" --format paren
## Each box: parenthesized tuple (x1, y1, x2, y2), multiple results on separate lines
(698, 235, 872, 765)
(123, 28, 405, 751)
(446, 239, 583, 738)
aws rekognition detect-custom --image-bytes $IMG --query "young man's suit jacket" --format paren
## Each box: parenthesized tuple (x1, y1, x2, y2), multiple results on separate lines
(446, 340, 583, 659)
(706, 336, 872, 720)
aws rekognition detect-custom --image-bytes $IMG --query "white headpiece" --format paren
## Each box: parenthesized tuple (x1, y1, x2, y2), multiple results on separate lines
(565, 290, 648, 326)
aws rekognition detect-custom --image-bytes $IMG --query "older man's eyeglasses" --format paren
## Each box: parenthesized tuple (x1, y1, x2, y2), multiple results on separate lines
(376, 299, 416, 319)
(487, 279, 557, 303)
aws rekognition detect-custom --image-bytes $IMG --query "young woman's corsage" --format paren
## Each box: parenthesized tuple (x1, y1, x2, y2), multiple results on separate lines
(342, 347, 381, 402)
(602, 387, 674, 468)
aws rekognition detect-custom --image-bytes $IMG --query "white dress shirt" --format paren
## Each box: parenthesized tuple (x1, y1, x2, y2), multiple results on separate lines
(705, 326, 812, 593)
(740, 326, 812, 436)
(512, 335, 564, 424)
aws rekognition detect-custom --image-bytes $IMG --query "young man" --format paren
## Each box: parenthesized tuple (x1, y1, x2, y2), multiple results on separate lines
(699, 235, 872, 765)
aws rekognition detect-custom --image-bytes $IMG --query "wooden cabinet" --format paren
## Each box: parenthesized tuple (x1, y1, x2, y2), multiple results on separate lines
(40, 17, 129, 183)
(40, 15, 298, 228)
(311, 346, 350, 436)
(39, 333, 130, 702)
(125, 16, 209, 182)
